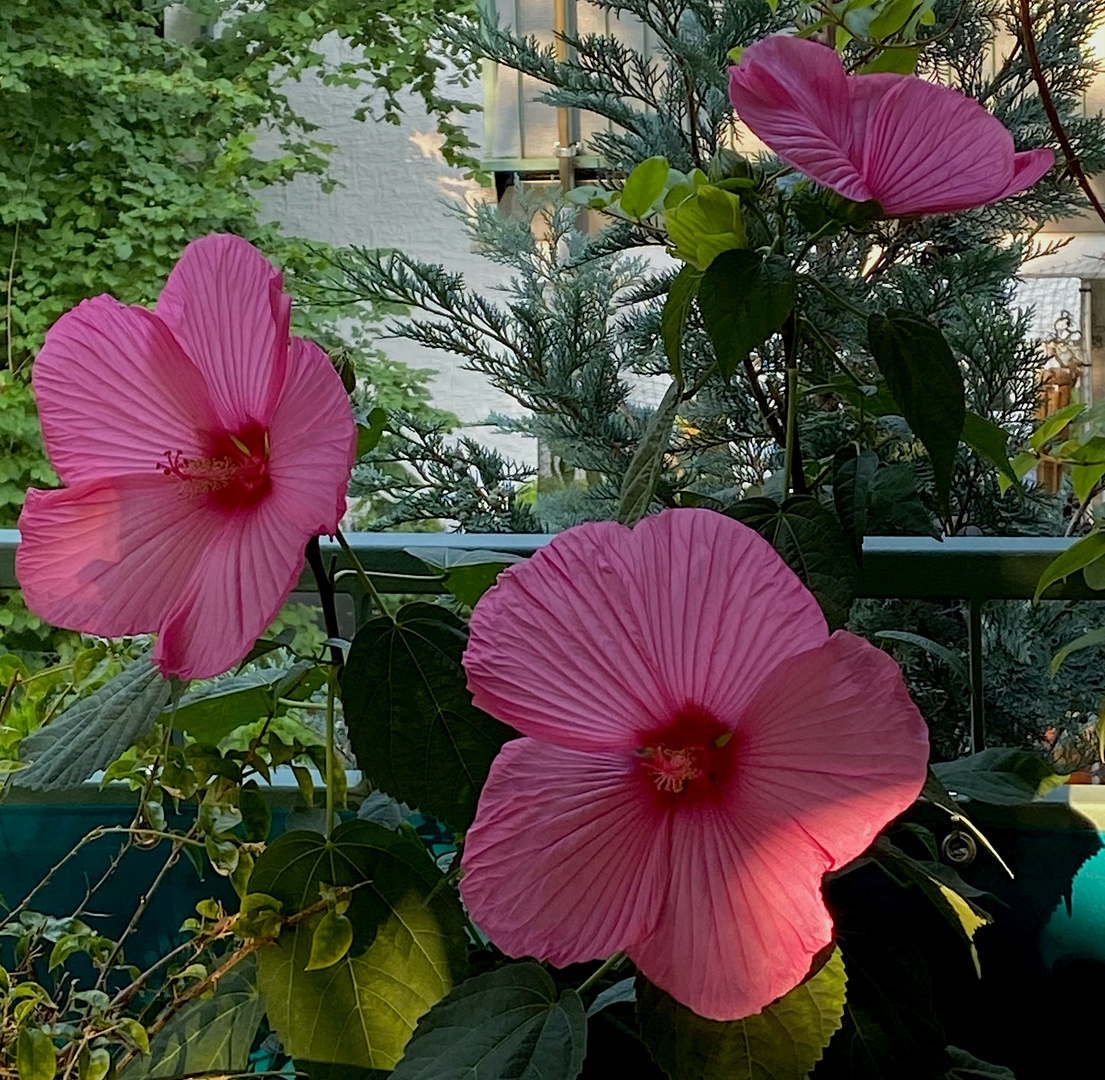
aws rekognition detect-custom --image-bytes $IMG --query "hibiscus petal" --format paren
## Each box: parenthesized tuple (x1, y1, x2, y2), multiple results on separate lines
(631, 795, 834, 1021)
(154, 498, 312, 680)
(156, 234, 291, 429)
(729, 37, 886, 203)
(862, 79, 1020, 215)
(459, 738, 668, 965)
(627, 509, 827, 723)
(16, 477, 220, 637)
(32, 297, 219, 485)
(465, 510, 827, 751)
(465, 521, 675, 750)
(267, 336, 356, 535)
(991, 147, 1055, 202)
(631, 631, 927, 1020)
(733, 631, 929, 868)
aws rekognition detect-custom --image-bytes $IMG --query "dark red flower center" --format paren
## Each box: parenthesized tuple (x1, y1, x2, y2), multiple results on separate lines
(637, 706, 736, 803)
(158, 423, 272, 509)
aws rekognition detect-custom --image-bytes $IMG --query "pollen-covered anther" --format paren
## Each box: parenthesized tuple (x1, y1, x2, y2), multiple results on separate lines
(638, 745, 705, 793)
(156, 428, 271, 507)
(157, 449, 250, 493)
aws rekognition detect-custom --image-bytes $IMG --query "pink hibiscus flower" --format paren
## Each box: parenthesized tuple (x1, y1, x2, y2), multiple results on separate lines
(459, 509, 929, 1021)
(17, 234, 356, 681)
(728, 35, 1054, 217)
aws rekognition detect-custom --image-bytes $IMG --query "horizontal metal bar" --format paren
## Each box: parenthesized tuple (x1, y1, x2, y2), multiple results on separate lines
(0, 529, 1101, 601)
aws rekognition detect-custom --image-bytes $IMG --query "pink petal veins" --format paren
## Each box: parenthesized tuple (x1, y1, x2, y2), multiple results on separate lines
(729, 36, 889, 203)
(18, 234, 357, 680)
(729, 35, 1053, 216)
(156, 234, 291, 429)
(154, 497, 315, 681)
(465, 520, 676, 751)
(266, 336, 357, 535)
(862, 78, 1016, 215)
(16, 477, 223, 638)
(461, 509, 931, 1021)
(992, 147, 1056, 203)
(459, 738, 669, 966)
(464, 510, 827, 752)
(731, 631, 930, 868)
(631, 795, 835, 1021)
(32, 297, 219, 485)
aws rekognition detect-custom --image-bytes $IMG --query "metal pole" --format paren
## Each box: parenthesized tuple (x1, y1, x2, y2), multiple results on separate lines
(553, 0, 576, 193)
(967, 597, 986, 753)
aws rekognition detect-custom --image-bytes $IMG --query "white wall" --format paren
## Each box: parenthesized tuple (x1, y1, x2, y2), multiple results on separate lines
(256, 39, 538, 467)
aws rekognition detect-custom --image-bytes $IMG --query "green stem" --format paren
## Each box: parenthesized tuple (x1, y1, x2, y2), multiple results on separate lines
(681, 360, 718, 401)
(803, 274, 869, 320)
(792, 221, 839, 267)
(576, 952, 627, 995)
(335, 529, 389, 618)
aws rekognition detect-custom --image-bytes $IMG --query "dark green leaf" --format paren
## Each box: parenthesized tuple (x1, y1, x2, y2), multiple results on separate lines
(239, 785, 272, 843)
(945, 1046, 1016, 1079)
(832, 447, 878, 558)
(725, 497, 857, 629)
(121, 957, 265, 1079)
(873, 631, 967, 683)
(587, 977, 637, 1017)
(637, 948, 846, 1080)
(661, 265, 703, 384)
(390, 962, 587, 1080)
(618, 381, 681, 526)
(932, 748, 1057, 805)
(817, 376, 899, 419)
(251, 820, 468, 1070)
(171, 662, 323, 743)
(961, 413, 1019, 491)
(356, 408, 389, 458)
(409, 548, 522, 609)
(866, 464, 938, 537)
(869, 840, 991, 972)
(342, 603, 513, 828)
(867, 312, 965, 514)
(699, 251, 796, 379)
(12, 655, 170, 791)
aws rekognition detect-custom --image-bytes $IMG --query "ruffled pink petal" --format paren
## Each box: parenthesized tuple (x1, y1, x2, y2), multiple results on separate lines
(733, 631, 929, 869)
(32, 297, 220, 486)
(267, 336, 356, 534)
(153, 497, 313, 680)
(862, 79, 1021, 215)
(990, 147, 1055, 202)
(156, 234, 291, 430)
(464, 509, 826, 752)
(729, 37, 895, 203)
(16, 477, 221, 637)
(630, 794, 835, 1021)
(459, 738, 668, 965)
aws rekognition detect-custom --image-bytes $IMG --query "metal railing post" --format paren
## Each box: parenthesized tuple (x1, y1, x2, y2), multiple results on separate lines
(968, 596, 986, 753)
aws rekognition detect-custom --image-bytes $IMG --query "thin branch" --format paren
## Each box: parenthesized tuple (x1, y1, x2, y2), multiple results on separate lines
(1018, 0, 1105, 226)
